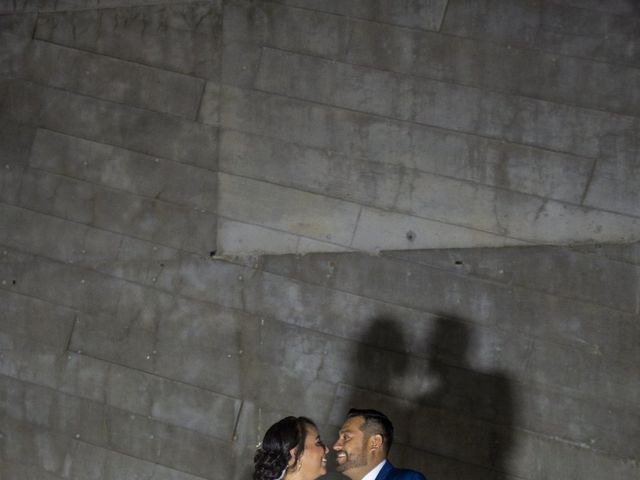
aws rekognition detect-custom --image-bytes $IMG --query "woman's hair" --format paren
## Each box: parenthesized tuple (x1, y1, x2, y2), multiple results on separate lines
(253, 416, 316, 480)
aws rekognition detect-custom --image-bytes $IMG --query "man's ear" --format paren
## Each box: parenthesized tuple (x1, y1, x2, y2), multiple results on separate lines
(369, 433, 383, 451)
(288, 447, 298, 466)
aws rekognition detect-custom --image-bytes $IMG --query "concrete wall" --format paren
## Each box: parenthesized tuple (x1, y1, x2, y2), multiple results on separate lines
(218, 0, 640, 254)
(3, 0, 640, 255)
(219, 0, 640, 254)
(1, 1, 640, 479)
(1, 240, 639, 479)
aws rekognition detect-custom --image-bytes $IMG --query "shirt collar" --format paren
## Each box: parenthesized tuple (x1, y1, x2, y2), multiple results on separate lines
(362, 460, 387, 480)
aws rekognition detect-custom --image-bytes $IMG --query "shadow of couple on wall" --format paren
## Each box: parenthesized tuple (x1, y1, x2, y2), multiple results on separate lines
(341, 315, 516, 480)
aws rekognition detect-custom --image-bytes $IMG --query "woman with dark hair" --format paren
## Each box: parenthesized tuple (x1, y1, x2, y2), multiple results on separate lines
(254, 416, 328, 480)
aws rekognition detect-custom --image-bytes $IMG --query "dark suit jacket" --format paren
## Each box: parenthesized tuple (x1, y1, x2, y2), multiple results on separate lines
(376, 461, 426, 480)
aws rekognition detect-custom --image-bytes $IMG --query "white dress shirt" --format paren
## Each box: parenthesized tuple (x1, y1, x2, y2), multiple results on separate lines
(362, 460, 387, 480)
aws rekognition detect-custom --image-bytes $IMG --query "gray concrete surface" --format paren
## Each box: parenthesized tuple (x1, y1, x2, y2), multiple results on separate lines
(4, 0, 638, 254)
(1, 1, 640, 479)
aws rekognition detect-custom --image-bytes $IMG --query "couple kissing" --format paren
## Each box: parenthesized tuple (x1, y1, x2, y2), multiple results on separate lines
(253, 408, 427, 480)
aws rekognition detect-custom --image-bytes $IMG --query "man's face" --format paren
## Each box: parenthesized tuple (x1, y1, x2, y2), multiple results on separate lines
(333, 416, 369, 474)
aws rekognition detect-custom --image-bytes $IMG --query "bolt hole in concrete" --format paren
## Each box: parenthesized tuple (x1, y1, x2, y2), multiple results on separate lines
(406, 230, 416, 241)
(455, 261, 463, 265)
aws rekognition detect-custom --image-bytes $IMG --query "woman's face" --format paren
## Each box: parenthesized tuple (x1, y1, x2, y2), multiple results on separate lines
(297, 424, 328, 480)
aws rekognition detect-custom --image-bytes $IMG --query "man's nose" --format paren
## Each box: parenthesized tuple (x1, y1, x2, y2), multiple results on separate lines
(333, 440, 342, 451)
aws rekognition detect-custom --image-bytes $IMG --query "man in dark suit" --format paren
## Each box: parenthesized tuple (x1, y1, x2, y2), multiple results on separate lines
(333, 408, 427, 480)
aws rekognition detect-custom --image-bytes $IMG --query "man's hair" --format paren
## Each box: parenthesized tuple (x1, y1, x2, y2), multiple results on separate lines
(347, 408, 394, 454)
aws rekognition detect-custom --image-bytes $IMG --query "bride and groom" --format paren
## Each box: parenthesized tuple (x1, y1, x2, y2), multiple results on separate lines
(253, 408, 427, 480)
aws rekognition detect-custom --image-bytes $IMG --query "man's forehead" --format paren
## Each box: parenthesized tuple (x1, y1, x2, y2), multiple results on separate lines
(340, 416, 365, 433)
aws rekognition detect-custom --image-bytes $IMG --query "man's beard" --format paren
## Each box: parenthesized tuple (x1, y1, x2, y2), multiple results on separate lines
(335, 446, 367, 473)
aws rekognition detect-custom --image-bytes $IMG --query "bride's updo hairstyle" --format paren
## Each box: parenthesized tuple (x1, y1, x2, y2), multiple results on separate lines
(253, 416, 316, 480)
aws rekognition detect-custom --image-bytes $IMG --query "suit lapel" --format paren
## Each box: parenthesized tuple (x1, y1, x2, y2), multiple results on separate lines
(375, 461, 394, 480)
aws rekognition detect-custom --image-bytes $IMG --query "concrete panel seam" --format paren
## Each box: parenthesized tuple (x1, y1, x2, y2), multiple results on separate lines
(24, 75, 209, 122)
(194, 67, 209, 122)
(19, 0, 217, 15)
(255, 45, 640, 122)
(3, 235, 637, 397)
(510, 428, 640, 463)
(260, 0, 640, 73)
(33, 126, 217, 173)
(567, 245, 640, 268)
(212, 39, 225, 254)
(242, 84, 601, 158)
(216, 140, 592, 209)
(0, 363, 241, 443)
(231, 399, 244, 442)
(4, 314, 638, 416)
(12, 77, 593, 162)
(31, 11, 38, 39)
(380, 250, 640, 315)
(438, 14, 640, 70)
(61, 349, 242, 405)
(220, 114, 592, 164)
(227, 292, 640, 397)
(395, 426, 636, 469)
(25, 164, 217, 213)
(0, 405, 214, 479)
(264, 0, 442, 33)
(331, 378, 639, 439)
(330, 383, 638, 466)
(245, 251, 640, 319)
(437, 0, 450, 32)
(0, 322, 248, 405)
(6, 181, 216, 254)
(0, 240, 228, 317)
(63, 314, 78, 353)
(0, 288, 81, 327)
(580, 157, 600, 206)
(542, 0, 640, 18)
(348, 206, 364, 247)
(217, 169, 640, 244)
(10, 120, 38, 206)
(217, 186, 527, 248)
(213, 205, 222, 258)
(0, 227, 636, 334)
(29, 37, 207, 93)
(2, 257, 638, 413)
(35, 4, 226, 81)
(1, 461, 67, 480)
(216, 215, 357, 253)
